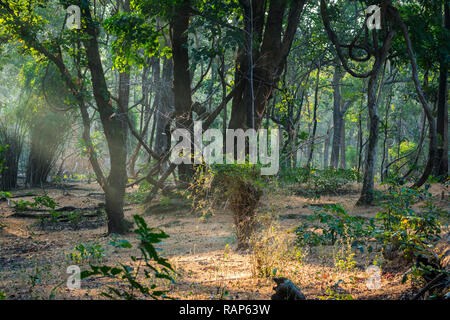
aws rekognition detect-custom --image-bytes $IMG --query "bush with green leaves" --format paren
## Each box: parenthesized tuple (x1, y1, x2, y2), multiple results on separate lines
(126, 180, 151, 204)
(81, 215, 174, 300)
(295, 204, 374, 246)
(68, 243, 105, 264)
(304, 168, 360, 199)
(12, 195, 58, 212)
(281, 167, 361, 199)
(279, 167, 311, 184)
(375, 185, 442, 261)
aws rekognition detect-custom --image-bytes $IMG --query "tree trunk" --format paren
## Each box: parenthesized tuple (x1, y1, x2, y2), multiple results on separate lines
(170, 0, 194, 181)
(229, 0, 306, 131)
(307, 65, 321, 168)
(330, 65, 344, 168)
(0, 131, 22, 190)
(357, 73, 380, 205)
(323, 122, 331, 169)
(436, 2, 449, 178)
(81, 3, 128, 234)
(154, 57, 174, 162)
(380, 97, 390, 181)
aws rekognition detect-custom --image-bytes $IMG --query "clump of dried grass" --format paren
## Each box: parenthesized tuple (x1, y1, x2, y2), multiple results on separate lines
(249, 216, 294, 278)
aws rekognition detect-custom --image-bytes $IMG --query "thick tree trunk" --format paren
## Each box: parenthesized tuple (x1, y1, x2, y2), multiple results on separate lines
(170, 0, 194, 181)
(229, 0, 306, 131)
(436, 2, 449, 178)
(154, 58, 174, 161)
(357, 73, 380, 205)
(81, 3, 128, 234)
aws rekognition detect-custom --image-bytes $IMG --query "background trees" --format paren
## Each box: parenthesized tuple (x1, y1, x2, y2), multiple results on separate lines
(0, 0, 447, 225)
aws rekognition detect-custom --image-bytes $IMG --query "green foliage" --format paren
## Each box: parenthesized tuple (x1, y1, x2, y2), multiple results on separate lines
(318, 286, 353, 300)
(0, 190, 11, 200)
(12, 199, 33, 212)
(38, 209, 85, 227)
(12, 195, 58, 212)
(296, 183, 444, 265)
(334, 246, 357, 272)
(81, 215, 174, 300)
(375, 185, 442, 261)
(32, 195, 57, 209)
(281, 167, 361, 199)
(68, 243, 105, 264)
(103, 12, 163, 71)
(77, 131, 103, 159)
(126, 180, 151, 204)
(295, 204, 373, 247)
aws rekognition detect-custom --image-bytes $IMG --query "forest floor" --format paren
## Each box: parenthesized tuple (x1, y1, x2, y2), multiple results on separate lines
(0, 181, 448, 300)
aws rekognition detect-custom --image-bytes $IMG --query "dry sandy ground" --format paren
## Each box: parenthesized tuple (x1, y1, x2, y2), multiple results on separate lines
(0, 182, 448, 300)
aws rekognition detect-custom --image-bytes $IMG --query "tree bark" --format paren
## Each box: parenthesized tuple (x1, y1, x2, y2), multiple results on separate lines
(323, 122, 331, 169)
(0, 130, 22, 190)
(81, 3, 128, 234)
(330, 65, 344, 168)
(307, 64, 321, 168)
(154, 57, 174, 163)
(229, 0, 306, 131)
(436, 2, 449, 178)
(357, 72, 381, 205)
(339, 118, 346, 169)
(170, 0, 194, 181)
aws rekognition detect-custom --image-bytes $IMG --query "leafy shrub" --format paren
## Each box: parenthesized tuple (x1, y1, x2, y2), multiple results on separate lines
(32, 195, 57, 209)
(282, 167, 360, 199)
(334, 245, 357, 272)
(81, 215, 174, 299)
(304, 168, 360, 199)
(280, 167, 311, 184)
(68, 243, 105, 264)
(318, 286, 354, 300)
(126, 180, 151, 204)
(0, 191, 11, 200)
(12, 199, 33, 212)
(375, 185, 442, 261)
(295, 204, 374, 246)
(13, 195, 58, 212)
